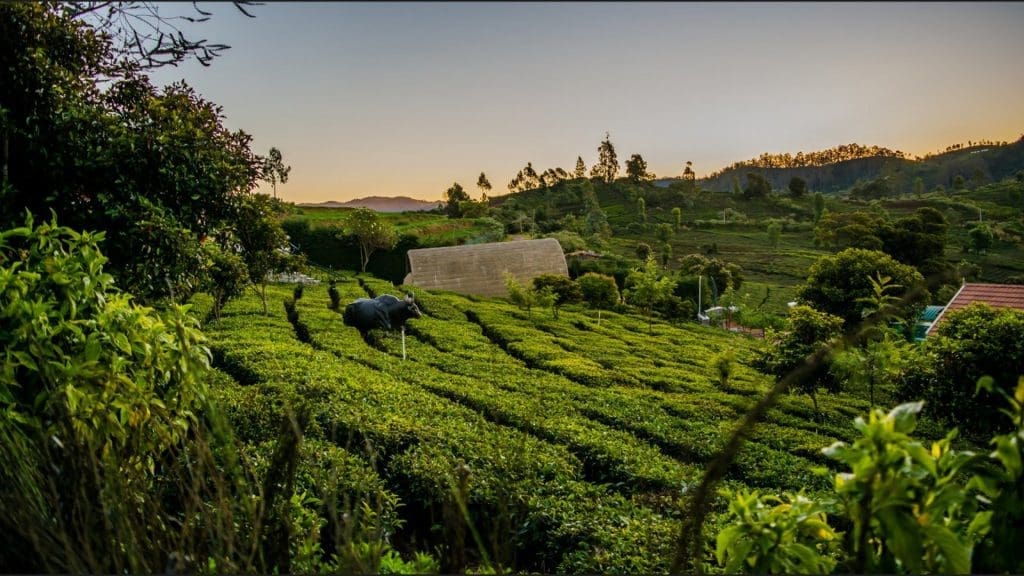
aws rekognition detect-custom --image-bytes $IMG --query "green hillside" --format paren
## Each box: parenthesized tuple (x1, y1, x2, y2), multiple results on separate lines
(201, 276, 876, 573)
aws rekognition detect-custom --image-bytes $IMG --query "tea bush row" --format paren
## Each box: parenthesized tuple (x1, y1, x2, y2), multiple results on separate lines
(209, 286, 681, 572)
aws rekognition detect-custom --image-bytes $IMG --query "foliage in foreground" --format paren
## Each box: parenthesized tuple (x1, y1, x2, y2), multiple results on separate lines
(717, 383, 1024, 574)
(0, 216, 399, 574)
(0, 215, 232, 572)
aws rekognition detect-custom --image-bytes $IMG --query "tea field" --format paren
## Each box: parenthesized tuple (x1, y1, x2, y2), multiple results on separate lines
(197, 276, 874, 572)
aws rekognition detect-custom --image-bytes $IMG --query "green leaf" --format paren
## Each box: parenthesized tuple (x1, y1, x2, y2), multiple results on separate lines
(906, 442, 936, 476)
(922, 524, 970, 574)
(85, 337, 101, 362)
(967, 510, 992, 539)
(727, 539, 754, 573)
(889, 401, 923, 434)
(993, 436, 1022, 478)
(13, 351, 38, 371)
(878, 508, 923, 572)
(716, 525, 742, 564)
(113, 333, 131, 354)
(975, 375, 995, 395)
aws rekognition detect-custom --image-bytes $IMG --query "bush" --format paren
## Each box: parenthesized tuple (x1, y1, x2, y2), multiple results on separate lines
(718, 392, 1024, 574)
(532, 274, 583, 306)
(0, 214, 247, 573)
(577, 272, 620, 311)
(203, 242, 249, 319)
(327, 280, 341, 311)
(896, 303, 1024, 439)
(543, 230, 588, 253)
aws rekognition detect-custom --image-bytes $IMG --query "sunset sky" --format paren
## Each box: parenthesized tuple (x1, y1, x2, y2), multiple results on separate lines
(148, 2, 1024, 204)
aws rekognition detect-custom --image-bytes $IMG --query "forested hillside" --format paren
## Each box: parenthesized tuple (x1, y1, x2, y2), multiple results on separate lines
(692, 138, 1024, 194)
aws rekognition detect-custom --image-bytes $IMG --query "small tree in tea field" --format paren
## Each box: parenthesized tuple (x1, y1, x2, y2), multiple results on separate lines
(625, 256, 674, 333)
(755, 305, 844, 422)
(577, 272, 619, 324)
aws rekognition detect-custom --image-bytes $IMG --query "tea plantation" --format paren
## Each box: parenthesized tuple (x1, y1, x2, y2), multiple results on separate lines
(197, 276, 873, 572)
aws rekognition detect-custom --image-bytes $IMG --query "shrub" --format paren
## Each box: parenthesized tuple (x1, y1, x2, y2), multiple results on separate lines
(328, 280, 341, 311)
(0, 214, 249, 573)
(718, 391, 1024, 574)
(203, 241, 249, 319)
(896, 303, 1024, 439)
(710, 349, 736, 387)
(532, 274, 583, 307)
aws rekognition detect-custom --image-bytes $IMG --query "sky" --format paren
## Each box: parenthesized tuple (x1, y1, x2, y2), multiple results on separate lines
(147, 2, 1024, 204)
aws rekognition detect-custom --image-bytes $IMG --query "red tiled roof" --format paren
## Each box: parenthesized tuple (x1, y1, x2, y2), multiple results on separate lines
(927, 283, 1024, 336)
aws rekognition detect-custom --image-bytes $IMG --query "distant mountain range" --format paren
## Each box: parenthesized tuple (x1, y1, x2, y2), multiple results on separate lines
(299, 196, 442, 212)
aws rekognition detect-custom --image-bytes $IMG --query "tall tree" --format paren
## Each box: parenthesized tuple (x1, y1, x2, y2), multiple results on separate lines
(590, 132, 619, 184)
(625, 153, 653, 181)
(637, 196, 647, 223)
(897, 303, 1024, 440)
(672, 206, 683, 231)
(0, 3, 263, 302)
(577, 272, 619, 324)
(813, 192, 826, 224)
(476, 172, 492, 201)
(234, 193, 294, 315)
(574, 156, 587, 178)
(682, 160, 695, 181)
(64, 1, 258, 69)
(263, 147, 291, 199)
(346, 208, 396, 273)
(444, 182, 471, 218)
(743, 173, 771, 199)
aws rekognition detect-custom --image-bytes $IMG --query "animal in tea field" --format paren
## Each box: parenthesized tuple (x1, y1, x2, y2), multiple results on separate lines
(343, 292, 422, 334)
(343, 293, 422, 358)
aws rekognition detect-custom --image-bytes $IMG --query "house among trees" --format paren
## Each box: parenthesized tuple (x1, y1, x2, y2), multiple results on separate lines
(403, 238, 568, 297)
(925, 283, 1024, 337)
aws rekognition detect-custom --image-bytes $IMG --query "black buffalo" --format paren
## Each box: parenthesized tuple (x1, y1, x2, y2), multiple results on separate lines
(343, 292, 422, 335)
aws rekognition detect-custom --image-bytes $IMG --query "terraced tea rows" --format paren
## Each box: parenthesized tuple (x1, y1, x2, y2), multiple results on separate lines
(201, 276, 869, 571)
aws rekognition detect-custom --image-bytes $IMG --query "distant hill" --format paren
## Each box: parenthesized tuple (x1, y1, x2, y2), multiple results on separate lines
(300, 196, 442, 212)
(674, 137, 1024, 194)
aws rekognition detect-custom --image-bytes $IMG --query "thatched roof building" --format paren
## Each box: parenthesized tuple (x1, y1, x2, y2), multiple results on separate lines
(403, 238, 568, 297)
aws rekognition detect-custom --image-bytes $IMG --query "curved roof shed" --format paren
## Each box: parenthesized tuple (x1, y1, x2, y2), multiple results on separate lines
(403, 238, 568, 297)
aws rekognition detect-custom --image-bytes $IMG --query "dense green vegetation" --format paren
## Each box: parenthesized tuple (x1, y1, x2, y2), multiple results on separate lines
(203, 275, 857, 572)
(278, 132, 1023, 323)
(281, 207, 505, 282)
(3, 4, 1024, 574)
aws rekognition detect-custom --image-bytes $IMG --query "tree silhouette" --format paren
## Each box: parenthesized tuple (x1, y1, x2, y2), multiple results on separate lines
(262, 147, 291, 199)
(445, 182, 471, 218)
(476, 172, 491, 201)
(626, 153, 653, 181)
(574, 156, 586, 178)
(590, 132, 619, 183)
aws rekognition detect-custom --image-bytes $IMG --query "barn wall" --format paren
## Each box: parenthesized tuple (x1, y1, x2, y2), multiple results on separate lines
(403, 238, 568, 297)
